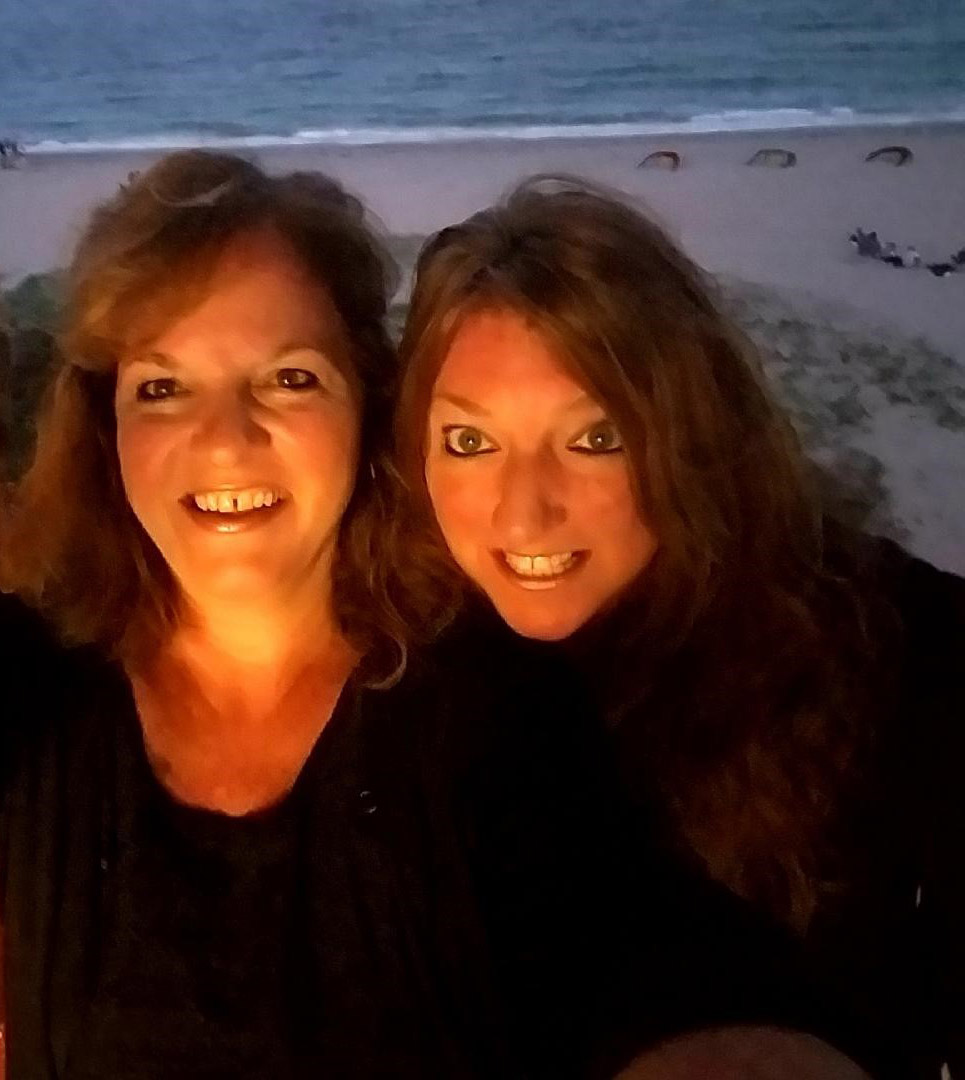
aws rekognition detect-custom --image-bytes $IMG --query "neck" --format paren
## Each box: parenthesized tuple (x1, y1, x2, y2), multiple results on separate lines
(161, 574, 356, 699)
(128, 582, 359, 814)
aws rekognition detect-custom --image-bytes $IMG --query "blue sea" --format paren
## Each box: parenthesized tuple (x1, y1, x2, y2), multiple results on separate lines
(1, 0, 963, 153)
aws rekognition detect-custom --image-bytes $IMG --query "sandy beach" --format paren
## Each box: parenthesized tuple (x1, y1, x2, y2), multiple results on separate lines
(3, 124, 965, 348)
(1, 123, 963, 571)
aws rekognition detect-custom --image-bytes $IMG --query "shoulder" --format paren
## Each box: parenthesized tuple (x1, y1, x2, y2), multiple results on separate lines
(0, 590, 71, 701)
(865, 537, 963, 743)
(861, 533, 965, 645)
(0, 590, 110, 712)
(841, 532, 965, 752)
(0, 590, 114, 774)
(0, 590, 63, 654)
(826, 528, 964, 687)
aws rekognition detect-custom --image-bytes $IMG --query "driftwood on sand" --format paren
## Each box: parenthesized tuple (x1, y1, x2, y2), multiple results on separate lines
(864, 145, 913, 166)
(746, 148, 797, 168)
(637, 150, 681, 170)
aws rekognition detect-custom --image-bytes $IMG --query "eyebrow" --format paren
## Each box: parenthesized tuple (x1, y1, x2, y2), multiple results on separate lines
(274, 342, 331, 360)
(433, 392, 492, 417)
(124, 351, 179, 371)
(432, 390, 596, 416)
(123, 343, 331, 370)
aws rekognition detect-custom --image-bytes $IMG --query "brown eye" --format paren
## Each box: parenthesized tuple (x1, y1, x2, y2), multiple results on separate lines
(442, 425, 497, 456)
(569, 421, 623, 454)
(276, 368, 319, 390)
(136, 378, 180, 402)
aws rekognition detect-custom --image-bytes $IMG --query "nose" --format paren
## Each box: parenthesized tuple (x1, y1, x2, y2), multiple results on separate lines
(492, 450, 567, 546)
(189, 389, 270, 468)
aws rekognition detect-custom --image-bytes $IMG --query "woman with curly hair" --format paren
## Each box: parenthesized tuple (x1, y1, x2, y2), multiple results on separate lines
(393, 177, 965, 1080)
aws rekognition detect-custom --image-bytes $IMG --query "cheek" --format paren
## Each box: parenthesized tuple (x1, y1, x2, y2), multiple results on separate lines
(115, 418, 175, 504)
(573, 467, 634, 520)
(609, 500, 657, 579)
(301, 418, 360, 530)
(425, 465, 491, 551)
(284, 407, 359, 480)
(580, 471, 656, 560)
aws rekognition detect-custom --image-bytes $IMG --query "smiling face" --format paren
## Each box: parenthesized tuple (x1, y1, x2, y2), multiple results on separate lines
(114, 227, 360, 613)
(425, 307, 658, 641)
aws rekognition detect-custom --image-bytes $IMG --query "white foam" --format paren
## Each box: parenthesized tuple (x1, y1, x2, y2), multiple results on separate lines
(22, 105, 965, 155)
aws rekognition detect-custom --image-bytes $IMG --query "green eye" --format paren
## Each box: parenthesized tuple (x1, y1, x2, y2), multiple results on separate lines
(442, 425, 497, 456)
(136, 377, 180, 402)
(276, 368, 319, 390)
(569, 421, 624, 454)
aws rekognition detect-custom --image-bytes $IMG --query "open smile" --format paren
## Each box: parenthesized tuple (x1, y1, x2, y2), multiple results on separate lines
(494, 549, 588, 590)
(179, 486, 291, 534)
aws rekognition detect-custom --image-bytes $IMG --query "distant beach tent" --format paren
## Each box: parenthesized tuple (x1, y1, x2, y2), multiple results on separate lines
(865, 145, 914, 166)
(637, 150, 681, 170)
(746, 148, 797, 168)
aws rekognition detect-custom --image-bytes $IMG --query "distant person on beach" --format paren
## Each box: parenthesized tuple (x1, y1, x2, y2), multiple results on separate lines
(849, 228, 881, 259)
(850, 230, 962, 276)
(392, 177, 965, 1080)
(0, 150, 875, 1080)
(0, 140, 23, 169)
(118, 168, 142, 192)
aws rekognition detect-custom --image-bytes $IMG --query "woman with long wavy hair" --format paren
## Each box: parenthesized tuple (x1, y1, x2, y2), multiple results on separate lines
(0, 149, 569, 1078)
(393, 177, 965, 1080)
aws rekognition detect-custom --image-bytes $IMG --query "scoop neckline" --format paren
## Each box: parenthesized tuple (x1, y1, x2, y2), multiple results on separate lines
(111, 662, 362, 831)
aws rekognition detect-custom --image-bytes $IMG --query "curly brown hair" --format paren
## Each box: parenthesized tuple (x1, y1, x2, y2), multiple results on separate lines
(393, 176, 896, 932)
(1, 149, 407, 680)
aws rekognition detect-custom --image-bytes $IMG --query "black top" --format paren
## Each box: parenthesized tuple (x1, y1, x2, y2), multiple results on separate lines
(0, 592, 884, 1079)
(0, 600, 521, 1079)
(586, 535, 965, 1079)
(799, 539, 965, 1079)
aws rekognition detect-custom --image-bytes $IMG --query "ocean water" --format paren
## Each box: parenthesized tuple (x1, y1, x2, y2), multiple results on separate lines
(0, 0, 963, 152)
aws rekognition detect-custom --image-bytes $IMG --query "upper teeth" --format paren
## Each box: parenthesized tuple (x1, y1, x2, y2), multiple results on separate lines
(504, 552, 576, 577)
(192, 488, 283, 513)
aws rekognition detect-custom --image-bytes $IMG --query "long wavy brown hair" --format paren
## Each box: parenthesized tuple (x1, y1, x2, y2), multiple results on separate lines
(393, 176, 897, 932)
(1, 150, 407, 680)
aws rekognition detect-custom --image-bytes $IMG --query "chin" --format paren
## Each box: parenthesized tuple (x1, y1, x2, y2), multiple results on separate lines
(496, 601, 589, 643)
(178, 561, 291, 604)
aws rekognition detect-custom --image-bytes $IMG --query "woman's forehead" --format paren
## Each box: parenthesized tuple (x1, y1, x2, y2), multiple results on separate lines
(120, 231, 337, 355)
(432, 309, 602, 424)
(437, 309, 593, 397)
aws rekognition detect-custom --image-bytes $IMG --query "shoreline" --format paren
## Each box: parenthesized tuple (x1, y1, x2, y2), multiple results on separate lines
(16, 117, 965, 164)
(19, 115, 965, 157)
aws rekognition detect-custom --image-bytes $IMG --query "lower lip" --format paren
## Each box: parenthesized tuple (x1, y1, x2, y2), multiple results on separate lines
(180, 500, 288, 533)
(492, 551, 587, 590)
